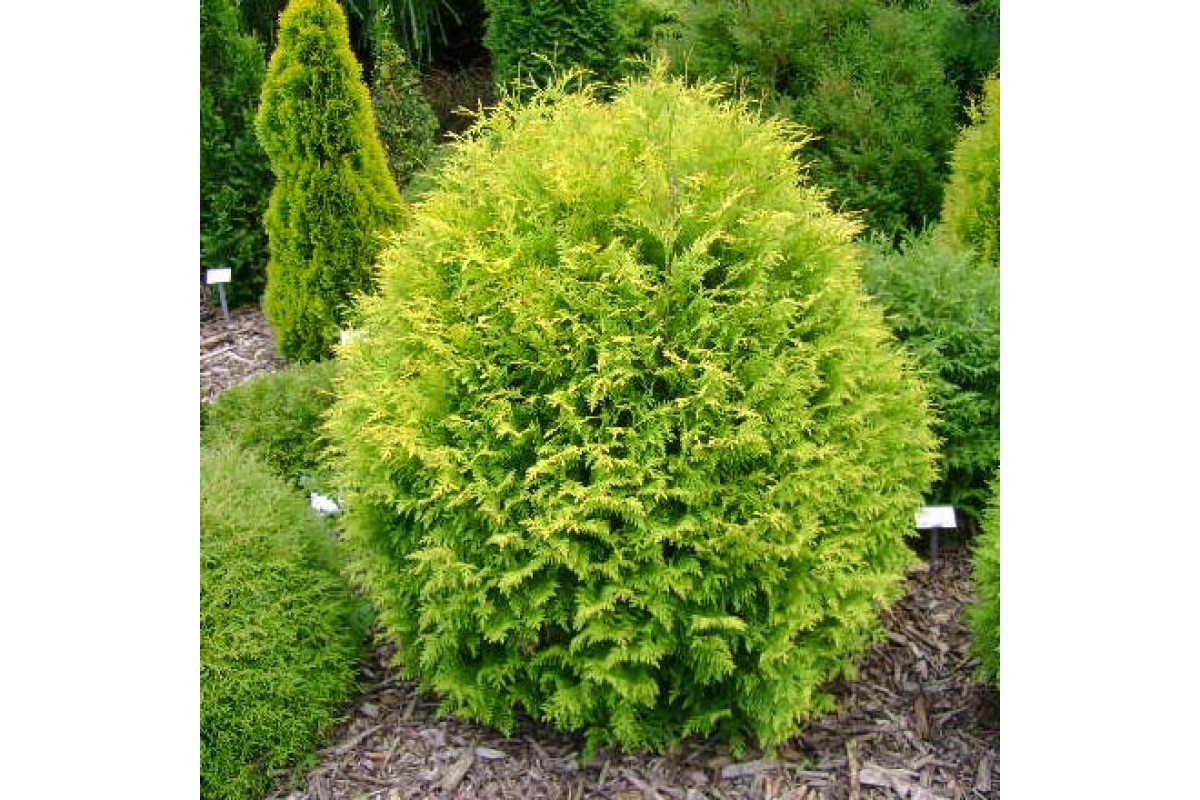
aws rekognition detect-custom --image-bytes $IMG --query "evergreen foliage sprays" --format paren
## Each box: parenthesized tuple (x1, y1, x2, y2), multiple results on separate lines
(326, 72, 938, 754)
(369, 8, 439, 186)
(256, 0, 403, 362)
(942, 76, 1000, 267)
(969, 472, 1000, 687)
(483, 0, 621, 90)
(862, 230, 999, 520)
(201, 0, 273, 304)
(669, 0, 961, 238)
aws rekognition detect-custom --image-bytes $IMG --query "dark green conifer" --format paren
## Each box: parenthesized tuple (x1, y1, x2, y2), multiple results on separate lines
(483, 0, 621, 90)
(200, 0, 273, 304)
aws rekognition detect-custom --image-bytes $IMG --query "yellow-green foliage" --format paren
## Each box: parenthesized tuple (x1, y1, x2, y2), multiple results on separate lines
(326, 71, 937, 754)
(969, 471, 1000, 687)
(256, 0, 403, 362)
(942, 76, 1000, 267)
(200, 444, 365, 800)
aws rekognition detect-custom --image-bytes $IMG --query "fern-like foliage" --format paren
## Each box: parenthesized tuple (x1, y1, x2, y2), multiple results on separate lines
(326, 69, 937, 755)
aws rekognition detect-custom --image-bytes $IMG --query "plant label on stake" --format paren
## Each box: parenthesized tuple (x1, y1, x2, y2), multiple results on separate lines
(915, 505, 957, 560)
(205, 267, 233, 328)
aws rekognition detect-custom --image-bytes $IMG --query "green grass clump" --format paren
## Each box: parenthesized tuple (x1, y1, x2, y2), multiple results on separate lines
(862, 229, 999, 521)
(200, 444, 366, 800)
(200, 360, 338, 493)
(325, 70, 937, 755)
(969, 472, 1000, 687)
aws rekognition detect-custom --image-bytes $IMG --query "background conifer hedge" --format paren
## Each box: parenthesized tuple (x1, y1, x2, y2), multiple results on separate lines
(256, 0, 403, 362)
(861, 229, 999, 521)
(326, 72, 938, 754)
(201, 0, 273, 305)
(483, 0, 621, 90)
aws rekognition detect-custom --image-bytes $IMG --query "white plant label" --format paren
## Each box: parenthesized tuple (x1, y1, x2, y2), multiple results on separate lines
(915, 505, 956, 530)
(206, 268, 232, 284)
(310, 492, 340, 516)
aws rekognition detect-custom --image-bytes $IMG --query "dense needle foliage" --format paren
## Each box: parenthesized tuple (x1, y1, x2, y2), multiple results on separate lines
(326, 72, 937, 754)
(668, 0, 961, 238)
(861, 230, 999, 520)
(969, 471, 1000, 687)
(256, 0, 403, 362)
(200, 444, 365, 800)
(369, 7, 439, 186)
(942, 76, 1000, 267)
(201, 0, 273, 304)
(483, 0, 621, 89)
(201, 361, 339, 493)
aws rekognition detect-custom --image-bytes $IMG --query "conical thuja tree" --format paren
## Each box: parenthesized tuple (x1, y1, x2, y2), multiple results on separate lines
(256, 0, 403, 362)
(326, 71, 938, 754)
(941, 75, 1000, 267)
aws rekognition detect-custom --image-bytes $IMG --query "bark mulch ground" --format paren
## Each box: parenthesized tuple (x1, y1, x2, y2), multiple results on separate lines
(201, 299, 1000, 800)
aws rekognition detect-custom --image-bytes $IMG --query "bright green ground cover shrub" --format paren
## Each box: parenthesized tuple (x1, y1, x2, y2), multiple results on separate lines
(942, 76, 1000, 267)
(201, 0, 273, 305)
(200, 444, 365, 800)
(483, 0, 621, 90)
(369, 8, 439, 187)
(256, 0, 403, 362)
(668, 0, 961, 238)
(861, 229, 999, 521)
(200, 361, 339, 493)
(969, 472, 999, 687)
(325, 72, 938, 755)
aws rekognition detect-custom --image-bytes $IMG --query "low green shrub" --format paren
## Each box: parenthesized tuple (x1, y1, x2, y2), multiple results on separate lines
(325, 71, 937, 755)
(942, 75, 1000, 267)
(969, 471, 1000, 688)
(861, 229, 999, 521)
(200, 361, 339, 493)
(200, 444, 366, 800)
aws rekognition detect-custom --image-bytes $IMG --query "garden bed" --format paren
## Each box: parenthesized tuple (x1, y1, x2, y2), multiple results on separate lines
(201, 301, 1000, 800)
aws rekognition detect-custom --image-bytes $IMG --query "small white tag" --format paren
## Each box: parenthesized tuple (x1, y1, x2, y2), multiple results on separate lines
(915, 505, 956, 530)
(339, 329, 368, 345)
(206, 268, 232, 284)
(309, 492, 340, 515)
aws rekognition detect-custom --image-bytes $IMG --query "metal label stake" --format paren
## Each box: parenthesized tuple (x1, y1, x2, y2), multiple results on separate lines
(915, 505, 957, 560)
(205, 267, 233, 328)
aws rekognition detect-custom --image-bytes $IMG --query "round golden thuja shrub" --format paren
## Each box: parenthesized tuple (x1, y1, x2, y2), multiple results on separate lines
(326, 71, 938, 755)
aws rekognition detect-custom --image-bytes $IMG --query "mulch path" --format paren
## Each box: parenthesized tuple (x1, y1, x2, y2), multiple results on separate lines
(201, 299, 1000, 800)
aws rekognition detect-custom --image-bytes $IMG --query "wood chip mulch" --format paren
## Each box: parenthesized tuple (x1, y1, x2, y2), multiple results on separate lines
(200, 291, 287, 402)
(200, 301, 999, 800)
(262, 545, 997, 800)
